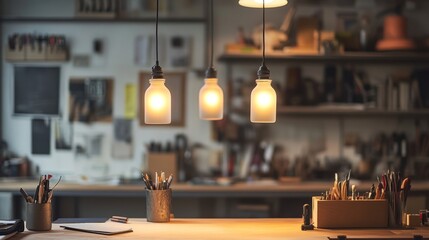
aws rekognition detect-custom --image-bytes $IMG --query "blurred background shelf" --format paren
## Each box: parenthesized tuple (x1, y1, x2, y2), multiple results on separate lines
(233, 106, 429, 117)
(219, 52, 429, 64)
(276, 106, 429, 117)
(0, 17, 206, 23)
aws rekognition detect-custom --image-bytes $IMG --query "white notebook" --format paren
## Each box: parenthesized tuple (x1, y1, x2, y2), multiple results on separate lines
(60, 222, 133, 235)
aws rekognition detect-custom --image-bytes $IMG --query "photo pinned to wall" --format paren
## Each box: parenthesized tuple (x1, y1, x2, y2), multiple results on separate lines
(31, 119, 51, 155)
(139, 72, 186, 127)
(73, 131, 105, 160)
(167, 36, 192, 68)
(54, 120, 73, 150)
(135, 35, 165, 67)
(112, 118, 133, 159)
(69, 78, 114, 123)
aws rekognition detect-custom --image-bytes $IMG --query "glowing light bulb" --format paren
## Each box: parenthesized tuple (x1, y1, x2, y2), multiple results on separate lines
(250, 79, 276, 123)
(239, 0, 287, 8)
(149, 94, 165, 110)
(199, 78, 223, 120)
(144, 79, 171, 124)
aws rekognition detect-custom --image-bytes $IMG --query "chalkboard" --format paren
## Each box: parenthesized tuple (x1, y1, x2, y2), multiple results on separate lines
(14, 66, 60, 116)
(31, 118, 51, 155)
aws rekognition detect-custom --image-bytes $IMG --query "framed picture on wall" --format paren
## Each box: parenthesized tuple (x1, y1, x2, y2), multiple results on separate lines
(139, 72, 186, 127)
(69, 78, 114, 123)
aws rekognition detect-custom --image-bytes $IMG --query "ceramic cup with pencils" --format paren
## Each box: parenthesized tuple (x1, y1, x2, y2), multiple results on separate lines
(26, 202, 52, 231)
(21, 175, 61, 231)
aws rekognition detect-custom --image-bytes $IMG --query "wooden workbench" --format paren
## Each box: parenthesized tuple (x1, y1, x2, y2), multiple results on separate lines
(2, 180, 429, 197)
(12, 218, 429, 240)
(2, 180, 428, 219)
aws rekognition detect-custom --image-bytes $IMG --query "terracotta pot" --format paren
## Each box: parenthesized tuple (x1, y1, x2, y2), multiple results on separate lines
(384, 15, 407, 39)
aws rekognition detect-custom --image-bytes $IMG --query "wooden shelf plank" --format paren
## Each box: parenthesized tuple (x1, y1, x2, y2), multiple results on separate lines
(0, 17, 206, 23)
(276, 106, 429, 117)
(233, 106, 429, 117)
(219, 52, 429, 64)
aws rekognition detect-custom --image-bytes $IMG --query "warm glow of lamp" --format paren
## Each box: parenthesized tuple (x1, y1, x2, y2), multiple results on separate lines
(239, 0, 288, 8)
(250, 79, 276, 123)
(145, 79, 171, 124)
(199, 78, 223, 120)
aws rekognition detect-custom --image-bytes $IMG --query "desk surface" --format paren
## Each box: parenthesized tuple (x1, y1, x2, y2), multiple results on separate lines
(2, 180, 429, 197)
(13, 218, 429, 240)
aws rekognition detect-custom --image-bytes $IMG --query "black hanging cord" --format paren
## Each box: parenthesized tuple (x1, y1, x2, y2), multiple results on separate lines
(152, 0, 163, 79)
(257, 0, 270, 79)
(205, 0, 217, 78)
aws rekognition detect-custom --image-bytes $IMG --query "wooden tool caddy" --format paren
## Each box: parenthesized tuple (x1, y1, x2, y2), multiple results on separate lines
(312, 196, 388, 229)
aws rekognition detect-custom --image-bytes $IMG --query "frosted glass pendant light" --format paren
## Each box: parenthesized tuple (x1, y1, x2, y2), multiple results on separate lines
(199, 0, 224, 120)
(250, 0, 277, 123)
(250, 79, 276, 123)
(144, 0, 171, 124)
(145, 78, 171, 124)
(239, 0, 287, 8)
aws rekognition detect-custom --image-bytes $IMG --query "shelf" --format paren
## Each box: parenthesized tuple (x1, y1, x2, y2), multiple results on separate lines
(0, 17, 206, 24)
(218, 52, 429, 64)
(276, 106, 429, 117)
(233, 106, 429, 117)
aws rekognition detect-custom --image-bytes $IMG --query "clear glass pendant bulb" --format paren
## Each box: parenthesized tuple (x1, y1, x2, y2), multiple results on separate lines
(144, 78, 171, 124)
(199, 78, 224, 120)
(239, 0, 288, 8)
(250, 79, 276, 123)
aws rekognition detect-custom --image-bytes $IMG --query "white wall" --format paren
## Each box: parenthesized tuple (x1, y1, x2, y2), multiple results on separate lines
(2, 0, 428, 178)
(1, 21, 221, 178)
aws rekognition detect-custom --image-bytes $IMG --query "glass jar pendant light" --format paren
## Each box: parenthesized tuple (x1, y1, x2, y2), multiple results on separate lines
(144, 0, 171, 124)
(239, 0, 288, 8)
(199, 0, 224, 120)
(250, 0, 277, 123)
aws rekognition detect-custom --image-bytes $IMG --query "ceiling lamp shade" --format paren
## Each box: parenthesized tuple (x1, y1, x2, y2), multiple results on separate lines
(145, 78, 171, 124)
(199, 78, 223, 120)
(239, 0, 288, 8)
(144, 0, 171, 124)
(250, 79, 276, 123)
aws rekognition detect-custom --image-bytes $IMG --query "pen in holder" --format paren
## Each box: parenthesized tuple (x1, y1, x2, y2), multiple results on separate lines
(146, 188, 172, 223)
(143, 172, 173, 223)
(26, 202, 52, 231)
(20, 175, 61, 231)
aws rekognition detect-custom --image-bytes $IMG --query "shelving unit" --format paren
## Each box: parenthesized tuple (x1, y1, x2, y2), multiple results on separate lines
(233, 106, 429, 117)
(219, 52, 429, 118)
(276, 106, 429, 117)
(219, 52, 429, 64)
(219, 51, 429, 163)
(0, 17, 206, 24)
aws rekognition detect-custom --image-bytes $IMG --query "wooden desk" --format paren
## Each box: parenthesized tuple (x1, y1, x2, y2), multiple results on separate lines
(2, 180, 429, 198)
(13, 219, 429, 240)
(2, 180, 428, 219)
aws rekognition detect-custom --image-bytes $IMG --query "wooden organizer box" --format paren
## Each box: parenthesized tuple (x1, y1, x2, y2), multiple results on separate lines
(312, 196, 388, 229)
